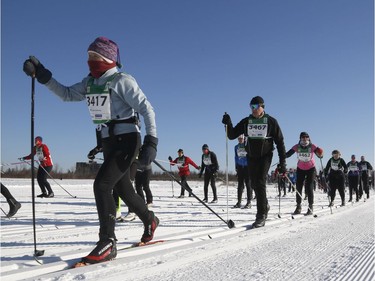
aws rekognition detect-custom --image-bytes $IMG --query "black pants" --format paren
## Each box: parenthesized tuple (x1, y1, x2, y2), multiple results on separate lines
(248, 154, 272, 218)
(348, 175, 359, 200)
(278, 177, 286, 196)
(1, 183, 15, 202)
(328, 172, 345, 203)
(135, 169, 153, 204)
(359, 172, 369, 197)
(236, 165, 252, 203)
(296, 167, 315, 206)
(37, 165, 53, 194)
(180, 175, 192, 196)
(203, 172, 217, 200)
(95, 132, 149, 241)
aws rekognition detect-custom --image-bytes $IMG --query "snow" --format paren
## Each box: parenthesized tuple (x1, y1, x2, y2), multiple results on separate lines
(1, 178, 374, 281)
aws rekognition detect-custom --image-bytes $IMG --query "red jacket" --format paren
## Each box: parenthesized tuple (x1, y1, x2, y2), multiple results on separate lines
(170, 156, 199, 177)
(24, 144, 53, 167)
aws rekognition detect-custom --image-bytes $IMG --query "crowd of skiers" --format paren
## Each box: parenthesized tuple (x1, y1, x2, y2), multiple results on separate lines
(15, 36, 373, 265)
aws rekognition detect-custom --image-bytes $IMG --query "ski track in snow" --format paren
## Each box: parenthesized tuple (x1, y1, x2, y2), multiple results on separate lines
(0, 178, 374, 281)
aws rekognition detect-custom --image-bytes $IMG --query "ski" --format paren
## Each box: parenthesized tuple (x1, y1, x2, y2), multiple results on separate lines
(70, 240, 165, 268)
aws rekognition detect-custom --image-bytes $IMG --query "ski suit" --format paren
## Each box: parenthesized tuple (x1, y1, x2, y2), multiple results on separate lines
(23, 143, 54, 195)
(170, 156, 199, 196)
(45, 68, 157, 241)
(234, 142, 253, 204)
(199, 151, 219, 201)
(347, 160, 361, 201)
(286, 143, 321, 207)
(325, 157, 348, 205)
(225, 113, 286, 220)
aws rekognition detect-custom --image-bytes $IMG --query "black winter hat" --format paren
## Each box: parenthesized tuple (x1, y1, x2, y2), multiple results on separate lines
(250, 96, 264, 105)
(202, 144, 209, 150)
(300, 132, 309, 138)
(178, 149, 183, 153)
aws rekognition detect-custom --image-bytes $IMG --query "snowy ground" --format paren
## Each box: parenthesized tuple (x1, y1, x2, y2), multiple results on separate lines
(1, 177, 374, 281)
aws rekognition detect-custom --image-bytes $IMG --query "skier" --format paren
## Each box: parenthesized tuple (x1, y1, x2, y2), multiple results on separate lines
(1, 183, 21, 217)
(286, 132, 323, 215)
(275, 164, 287, 197)
(233, 135, 253, 208)
(359, 156, 373, 199)
(23, 36, 159, 264)
(222, 96, 286, 228)
(199, 144, 219, 203)
(324, 150, 348, 207)
(346, 155, 361, 202)
(287, 168, 296, 193)
(168, 149, 200, 198)
(20, 136, 54, 198)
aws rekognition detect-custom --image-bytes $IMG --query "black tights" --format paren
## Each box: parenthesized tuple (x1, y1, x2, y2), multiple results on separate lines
(95, 133, 149, 241)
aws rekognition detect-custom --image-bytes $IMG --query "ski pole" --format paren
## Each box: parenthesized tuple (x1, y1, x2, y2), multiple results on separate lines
(284, 176, 317, 218)
(170, 164, 175, 198)
(319, 158, 333, 214)
(20, 159, 77, 198)
(277, 175, 281, 218)
(29, 76, 44, 260)
(34, 161, 77, 198)
(225, 123, 229, 222)
(153, 160, 235, 228)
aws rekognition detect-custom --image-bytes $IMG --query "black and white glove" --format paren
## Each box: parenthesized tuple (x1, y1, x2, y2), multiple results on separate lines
(87, 146, 102, 160)
(23, 56, 52, 84)
(138, 135, 158, 167)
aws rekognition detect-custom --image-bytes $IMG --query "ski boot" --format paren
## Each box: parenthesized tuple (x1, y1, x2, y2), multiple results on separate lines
(7, 198, 21, 217)
(305, 205, 313, 216)
(293, 204, 301, 215)
(82, 238, 117, 264)
(233, 202, 241, 208)
(141, 211, 159, 243)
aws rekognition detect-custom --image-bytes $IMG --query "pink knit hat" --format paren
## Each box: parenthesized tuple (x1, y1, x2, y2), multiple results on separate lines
(88, 37, 122, 67)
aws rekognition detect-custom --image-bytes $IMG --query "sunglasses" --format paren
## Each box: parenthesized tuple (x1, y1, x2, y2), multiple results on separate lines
(250, 104, 262, 110)
(301, 136, 309, 139)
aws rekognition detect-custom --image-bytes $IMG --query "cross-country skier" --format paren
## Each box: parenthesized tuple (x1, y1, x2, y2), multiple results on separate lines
(23, 36, 159, 264)
(199, 144, 219, 203)
(286, 132, 323, 215)
(346, 155, 361, 202)
(233, 135, 253, 209)
(20, 136, 54, 198)
(324, 150, 348, 207)
(359, 156, 373, 199)
(168, 149, 200, 198)
(222, 96, 286, 228)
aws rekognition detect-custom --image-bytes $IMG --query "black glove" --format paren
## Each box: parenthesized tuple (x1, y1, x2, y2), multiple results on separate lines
(278, 162, 286, 174)
(138, 135, 158, 167)
(221, 113, 232, 125)
(168, 156, 173, 162)
(23, 56, 52, 84)
(87, 146, 102, 160)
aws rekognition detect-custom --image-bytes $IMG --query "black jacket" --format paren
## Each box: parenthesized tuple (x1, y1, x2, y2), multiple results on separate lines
(226, 113, 286, 164)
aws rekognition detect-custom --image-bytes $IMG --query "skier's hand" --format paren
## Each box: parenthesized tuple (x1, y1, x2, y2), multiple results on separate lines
(168, 156, 173, 162)
(278, 162, 286, 174)
(221, 113, 232, 125)
(138, 135, 158, 167)
(315, 147, 324, 158)
(23, 56, 52, 84)
(18, 157, 25, 161)
(87, 146, 102, 160)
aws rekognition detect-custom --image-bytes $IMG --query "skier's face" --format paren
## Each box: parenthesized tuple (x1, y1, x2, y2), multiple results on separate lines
(250, 104, 264, 118)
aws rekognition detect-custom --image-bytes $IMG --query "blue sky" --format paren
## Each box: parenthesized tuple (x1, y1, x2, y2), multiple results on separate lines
(1, 0, 374, 174)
